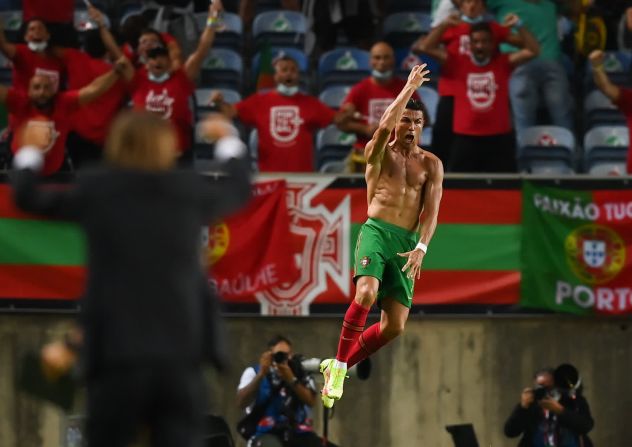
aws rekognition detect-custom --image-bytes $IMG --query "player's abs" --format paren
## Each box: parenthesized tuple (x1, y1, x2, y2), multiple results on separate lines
(367, 186, 422, 232)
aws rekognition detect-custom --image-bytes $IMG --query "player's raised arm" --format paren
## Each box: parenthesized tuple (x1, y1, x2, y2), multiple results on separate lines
(364, 65, 430, 169)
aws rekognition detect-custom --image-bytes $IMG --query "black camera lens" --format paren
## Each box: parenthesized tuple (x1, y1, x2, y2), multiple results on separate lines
(533, 386, 548, 401)
(272, 351, 289, 363)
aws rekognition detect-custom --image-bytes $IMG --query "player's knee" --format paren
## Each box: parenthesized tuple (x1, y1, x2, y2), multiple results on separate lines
(382, 320, 406, 340)
(354, 283, 377, 307)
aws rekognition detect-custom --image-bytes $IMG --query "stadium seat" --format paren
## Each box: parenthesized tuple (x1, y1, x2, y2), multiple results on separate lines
(394, 48, 440, 85)
(421, 126, 433, 149)
(584, 51, 632, 89)
(252, 10, 307, 49)
(320, 160, 346, 173)
(517, 126, 576, 174)
(417, 86, 438, 125)
(200, 48, 243, 89)
(73, 9, 110, 32)
(316, 124, 356, 168)
(0, 52, 12, 84)
(583, 89, 626, 129)
(583, 126, 629, 174)
(0, 10, 21, 42)
(195, 12, 243, 50)
(383, 12, 432, 48)
(318, 85, 352, 110)
(318, 48, 370, 89)
(194, 88, 241, 118)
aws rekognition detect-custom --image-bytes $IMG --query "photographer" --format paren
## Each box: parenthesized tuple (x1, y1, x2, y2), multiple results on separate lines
(504, 367, 594, 447)
(236, 335, 327, 447)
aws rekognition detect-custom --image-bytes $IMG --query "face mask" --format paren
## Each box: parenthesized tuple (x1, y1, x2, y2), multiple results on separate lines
(28, 41, 47, 52)
(277, 83, 299, 96)
(470, 53, 491, 66)
(148, 72, 171, 83)
(461, 14, 484, 24)
(371, 69, 393, 81)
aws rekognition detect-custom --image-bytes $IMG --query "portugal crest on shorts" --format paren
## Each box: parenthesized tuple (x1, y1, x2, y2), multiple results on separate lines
(269, 106, 304, 144)
(466, 71, 497, 110)
(564, 224, 626, 285)
(360, 256, 371, 268)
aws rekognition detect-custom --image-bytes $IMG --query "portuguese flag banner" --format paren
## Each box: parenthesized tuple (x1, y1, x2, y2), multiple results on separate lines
(521, 182, 632, 315)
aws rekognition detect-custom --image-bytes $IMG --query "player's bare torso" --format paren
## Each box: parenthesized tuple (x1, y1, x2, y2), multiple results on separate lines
(366, 143, 437, 232)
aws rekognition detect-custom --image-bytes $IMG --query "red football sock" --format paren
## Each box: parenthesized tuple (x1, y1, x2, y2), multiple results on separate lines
(346, 322, 389, 368)
(335, 300, 370, 363)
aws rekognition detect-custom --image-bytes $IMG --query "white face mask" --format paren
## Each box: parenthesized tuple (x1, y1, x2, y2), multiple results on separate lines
(277, 83, 299, 96)
(148, 72, 171, 83)
(28, 41, 47, 52)
(461, 14, 484, 24)
(371, 69, 393, 81)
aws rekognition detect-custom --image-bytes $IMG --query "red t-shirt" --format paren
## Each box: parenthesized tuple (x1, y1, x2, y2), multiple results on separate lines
(8, 89, 80, 176)
(129, 68, 195, 152)
(122, 33, 178, 68)
(439, 21, 510, 96)
(615, 88, 632, 174)
(451, 53, 513, 136)
(62, 49, 126, 145)
(12, 44, 64, 94)
(343, 77, 421, 150)
(23, 0, 74, 23)
(236, 91, 335, 172)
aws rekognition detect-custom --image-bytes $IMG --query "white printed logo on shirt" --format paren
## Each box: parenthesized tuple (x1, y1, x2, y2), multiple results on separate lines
(368, 99, 392, 124)
(145, 89, 174, 119)
(466, 71, 497, 111)
(24, 119, 60, 153)
(458, 35, 471, 55)
(270, 106, 304, 144)
(35, 68, 60, 93)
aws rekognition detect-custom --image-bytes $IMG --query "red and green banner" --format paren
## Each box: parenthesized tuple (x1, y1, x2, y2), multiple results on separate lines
(521, 182, 632, 315)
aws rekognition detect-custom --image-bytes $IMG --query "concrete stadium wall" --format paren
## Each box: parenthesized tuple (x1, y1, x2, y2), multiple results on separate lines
(1, 314, 631, 447)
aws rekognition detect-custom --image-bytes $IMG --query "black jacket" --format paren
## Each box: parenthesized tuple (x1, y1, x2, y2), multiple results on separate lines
(11, 160, 250, 376)
(504, 394, 594, 447)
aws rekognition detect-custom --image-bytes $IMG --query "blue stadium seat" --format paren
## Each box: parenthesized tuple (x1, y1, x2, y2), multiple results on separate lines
(316, 124, 356, 168)
(0, 10, 21, 41)
(583, 126, 629, 174)
(195, 11, 243, 50)
(318, 48, 370, 89)
(584, 51, 632, 89)
(194, 87, 241, 118)
(252, 10, 307, 49)
(394, 48, 440, 86)
(584, 89, 626, 129)
(417, 86, 438, 125)
(318, 85, 352, 110)
(200, 48, 243, 89)
(383, 12, 432, 48)
(518, 126, 576, 174)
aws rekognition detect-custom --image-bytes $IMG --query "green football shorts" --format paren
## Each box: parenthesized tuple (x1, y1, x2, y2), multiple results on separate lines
(353, 217, 418, 308)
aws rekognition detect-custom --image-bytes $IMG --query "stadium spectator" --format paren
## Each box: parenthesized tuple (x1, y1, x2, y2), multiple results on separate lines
(211, 55, 348, 172)
(413, 0, 527, 165)
(485, 0, 575, 139)
(0, 62, 125, 176)
(59, 30, 128, 168)
(114, 1, 223, 164)
(236, 335, 334, 447)
(337, 41, 422, 173)
(0, 18, 64, 96)
(589, 49, 632, 174)
(426, 21, 538, 172)
(504, 367, 594, 447)
(22, 0, 77, 48)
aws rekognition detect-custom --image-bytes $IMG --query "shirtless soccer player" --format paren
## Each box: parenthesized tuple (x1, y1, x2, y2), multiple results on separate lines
(320, 64, 443, 408)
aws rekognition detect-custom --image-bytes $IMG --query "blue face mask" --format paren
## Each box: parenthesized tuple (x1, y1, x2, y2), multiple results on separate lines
(148, 72, 170, 83)
(277, 83, 299, 96)
(371, 69, 393, 81)
(461, 14, 484, 24)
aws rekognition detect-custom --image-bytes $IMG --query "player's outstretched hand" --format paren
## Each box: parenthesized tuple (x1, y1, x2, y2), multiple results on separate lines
(397, 248, 425, 280)
(406, 64, 431, 89)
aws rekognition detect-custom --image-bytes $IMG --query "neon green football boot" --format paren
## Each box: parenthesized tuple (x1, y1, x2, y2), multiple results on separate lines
(320, 358, 347, 408)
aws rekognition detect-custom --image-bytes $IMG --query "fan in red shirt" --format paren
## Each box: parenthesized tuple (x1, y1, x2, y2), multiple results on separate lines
(212, 55, 347, 172)
(589, 49, 632, 174)
(412, 0, 529, 165)
(60, 31, 128, 168)
(0, 64, 123, 175)
(337, 42, 423, 173)
(113, 1, 222, 163)
(429, 21, 539, 172)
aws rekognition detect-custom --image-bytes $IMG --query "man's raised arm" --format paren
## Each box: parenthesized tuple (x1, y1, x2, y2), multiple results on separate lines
(364, 64, 430, 166)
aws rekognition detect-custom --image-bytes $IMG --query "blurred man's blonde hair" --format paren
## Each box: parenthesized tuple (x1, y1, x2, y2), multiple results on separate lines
(105, 111, 177, 171)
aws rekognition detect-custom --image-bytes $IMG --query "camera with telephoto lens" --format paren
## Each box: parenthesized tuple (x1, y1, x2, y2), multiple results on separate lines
(272, 351, 289, 364)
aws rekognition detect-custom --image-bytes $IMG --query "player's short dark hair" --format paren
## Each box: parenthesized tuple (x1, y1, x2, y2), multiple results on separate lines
(273, 54, 299, 68)
(146, 45, 169, 59)
(140, 28, 166, 45)
(267, 335, 292, 348)
(405, 99, 424, 112)
(470, 21, 493, 36)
